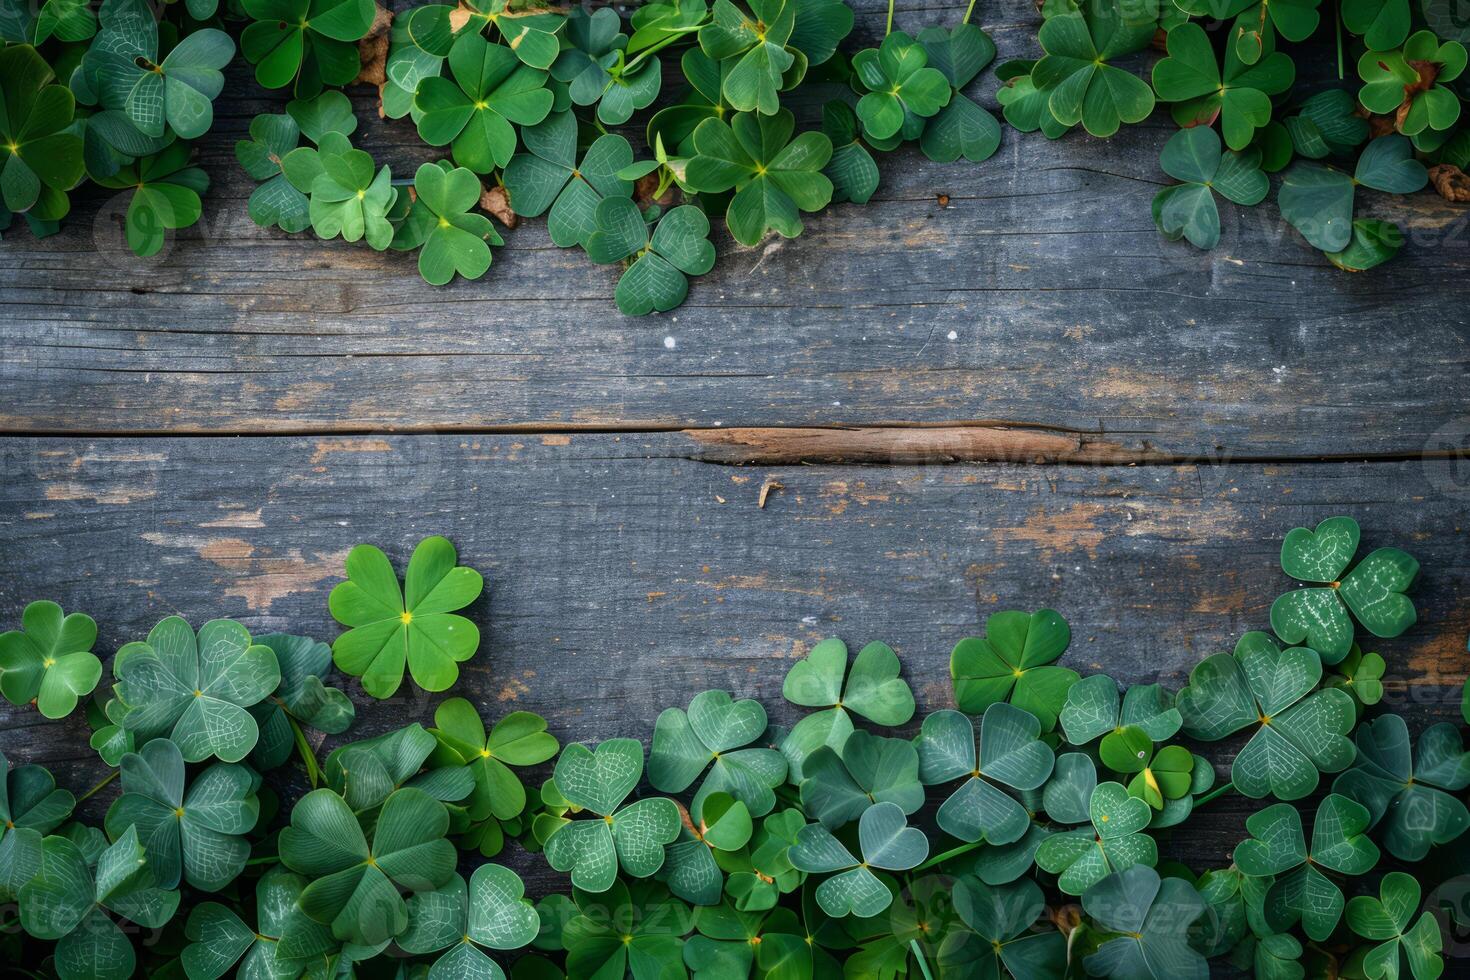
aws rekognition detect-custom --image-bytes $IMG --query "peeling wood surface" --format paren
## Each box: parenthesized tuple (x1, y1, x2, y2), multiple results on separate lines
(2, 1, 1469, 451)
(1, 435, 1466, 888)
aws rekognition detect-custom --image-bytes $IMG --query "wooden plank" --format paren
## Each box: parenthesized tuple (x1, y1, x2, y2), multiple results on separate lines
(2, 4, 1468, 452)
(1, 434, 1465, 888)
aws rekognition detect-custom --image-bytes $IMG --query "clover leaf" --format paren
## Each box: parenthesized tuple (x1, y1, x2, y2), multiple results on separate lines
(503, 110, 633, 248)
(236, 113, 311, 233)
(112, 616, 281, 763)
(280, 786, 457, 945)
(0, 600, 100, 720)
(584, 198, 717, 315)
(821, 101, 880, 204)
(723, 807, 804, 911)
(105, 739, 259, 892)
(789, 801, 928, 917)
(1153, 24, 1294, 151)
(182, 867, 334, 979)
(78, 0, 233, 140)
(1173, 0, 1321, 65)
(414, 33, 553, 173)
(699, 0, 797, 115)
(1194, 865, 1274, 957)
(1098, 729, 1195, 811)
(288, 89, 358, 143)
(1176, 631, 1355, 799)
(685, 108, 833, 247)
(799, 729, 923, 830)
(1346, 872, 1444, 980)
(0, 45, 83, 219)
(778, 637, 914, 779)
(304, 140, 396, 249)
(1325, 643, 1386, 710)
(1031, 3, 1155, 138)
(19, 827, 180, 980)
(1343, 0, 1411, 52)
(398, 865, 540, 975)
(431, 697, 559, 824)
(1269, 516, 1420, 661)
(249, 633, 355, 781)
(996, 65, 1073, 140)
(552, 8, 626, 105)
(1152, 125, 1269, 250)
(563, 879, 692, 979)
(1284, 89, 1368, 159)
(325, 722, 474, 812)
(0, 751, 73, 900)
(650, 689, 787, 817)
(915, 705, 1055, 845)
(950, 608, 1077, 729)
(241, 0, 377, 96)
(1082, 865, 1209, 980)
(850, 31, 951, 141)
(403, 162, 504, 285)
(683, 901, 809, 978)
(950, 876, 1066, 980)
(1235, 793, 1379, 941)
(1035, 781, 1156, 895)
(1326, 218, 1405, 272)
(1059, 674, 1182, 746)
(545, 738, 681, 892)
(660, 791, 753, 904)
(1333, 714, 1469, 861)
(92, 141, 209, 258)
(329, 535, 483, 698)
(916, 24, 1002, 164)
(1358, 31, 1466, 137)
(1279, 136, 1429, 253)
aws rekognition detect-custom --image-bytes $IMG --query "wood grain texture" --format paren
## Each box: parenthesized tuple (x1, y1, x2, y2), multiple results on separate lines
(1, 435, 1465, 888)
(2, 2, 1468, 451)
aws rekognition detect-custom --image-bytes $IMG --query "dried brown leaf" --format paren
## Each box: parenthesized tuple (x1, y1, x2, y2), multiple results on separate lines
(480, 184, 519, 229)
(353, 5, 393, 87)
(1429, 164, 1470, 202)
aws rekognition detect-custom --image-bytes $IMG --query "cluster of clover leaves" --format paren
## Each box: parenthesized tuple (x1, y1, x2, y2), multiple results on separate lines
(0, 516, 1468, 979)
(6, 0, 1463, 312)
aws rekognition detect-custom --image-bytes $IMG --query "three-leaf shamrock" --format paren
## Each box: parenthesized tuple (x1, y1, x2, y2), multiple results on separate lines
(396, 162, 505, 285)
(279, 786, 458, 945)
(503, 111, 634, 247)
(0, 750, 74, 898)
(584, 198, 717, 315)
(660, 790, 754, 905)
(1333, 714, 1469, 861)
(183, 868, 335, 979)
(414, 33, 554, 173)
(1152, 125, 1269, 250)
(235, 113, 311, 233)
(562, 879, 693, 979)
(1059, 673, 1182, 746)
(325, 722, 474, 811)
(778, 637, 914, 779)
(799, 729, 923, 829)
(683, 901, 810, 978)
(329, 535, 483, 698)
(1234, 793, 1379, 941)
(1279, 138, 1428, 253)
(431, 697, 560, 822)
(1269, 516, 1419, 662)
(788, 801, 929, 917)
(951, 876, 1067, 979)
(1082, 865, 1209, 980)
(685, 109, 833, 247)
(1176, 631, 1355, 799)
(0, 45, 83, 219)
(950, 608, 1078, 729)
(113, 616, 281, 763)
(104, 739, 260, 891)
(1152, 23, 1294, 150)
(1031, 2, 1156, 138)
(698, 0, 797, 115)
(650, 688, 787, 816)
(545, 738, 681, 892)
(397, 865, 540, 975)
(0, 600, 101, 720)
(93, 142, 210, 258)
(1035, 780, 1157, 895)
(1346, 872, 1445, 980)
(1325, 642, 1387, 709)
(915, 704, 1055, 845)
(851, 31, 952, 141)
(241, 0, 378, 96)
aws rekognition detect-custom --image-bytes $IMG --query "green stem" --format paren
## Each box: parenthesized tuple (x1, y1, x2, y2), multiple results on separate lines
(914, 837, 984, 872)
(885, 0, 895, 34)
(1194, 781, 1235, 808)
(76, 769, 119, 804)
(623, 25, 705, 74)
(289, 715, 321, 788)
(1335, 0, 1344, 80)
(245, 854, 281, 867)
(962, 0, 978, 24)
(910, 940, 936, 980)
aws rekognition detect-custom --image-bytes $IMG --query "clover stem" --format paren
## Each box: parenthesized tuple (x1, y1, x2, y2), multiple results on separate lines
(885, 0, 895, 34)
(1194, 781, 1235, 808)
(913, 837, 983, 871)
(623, 23, 706, 75)
(1334, 1, 1343, 80)
(76, 769, 119, 804)
(289, 715, 322, 788)
(910, 940, 936, 980)
(962, 0, 978, 24)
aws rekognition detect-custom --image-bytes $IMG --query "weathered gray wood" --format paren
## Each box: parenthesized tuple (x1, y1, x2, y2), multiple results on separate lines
(2, 3, 1468, 452)
(1, 434, 1465, 888)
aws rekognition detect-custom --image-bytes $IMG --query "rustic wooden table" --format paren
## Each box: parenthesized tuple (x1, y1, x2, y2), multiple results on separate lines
(2, 0, 1468, 890)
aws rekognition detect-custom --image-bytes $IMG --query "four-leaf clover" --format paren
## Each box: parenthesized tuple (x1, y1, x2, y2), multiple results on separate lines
(851, 31, 952, 141)
(0, 45, 83, 218)
(414, 33, 554, 173)
(1031, 3, 1156, 138)
(431, 697, 560, 822)
(1035, 781, 1157, 895)
(950, 608, 1078, 729)
(503, 111, 634, 248)
(0, 600, 101, 720)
